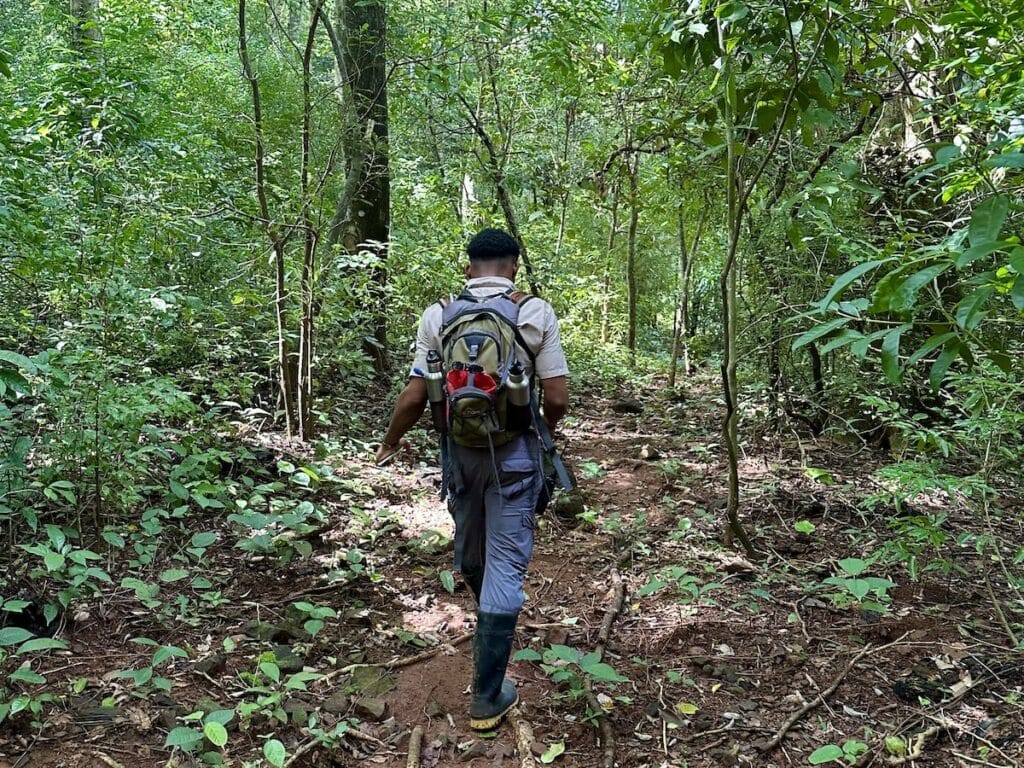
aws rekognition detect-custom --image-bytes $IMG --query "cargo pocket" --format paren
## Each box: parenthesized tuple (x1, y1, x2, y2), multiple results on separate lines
(498, 457, 539, 528)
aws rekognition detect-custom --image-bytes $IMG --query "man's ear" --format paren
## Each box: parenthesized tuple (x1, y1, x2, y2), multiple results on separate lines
(464, 263, 473, 279)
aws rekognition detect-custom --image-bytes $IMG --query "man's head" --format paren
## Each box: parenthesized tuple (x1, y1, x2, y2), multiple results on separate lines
(466, 228, 519, 279)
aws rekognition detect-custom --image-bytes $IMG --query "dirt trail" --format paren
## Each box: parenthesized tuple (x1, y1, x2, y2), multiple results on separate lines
(369, 387, 715, 768)
(7, 380, 1022, 768)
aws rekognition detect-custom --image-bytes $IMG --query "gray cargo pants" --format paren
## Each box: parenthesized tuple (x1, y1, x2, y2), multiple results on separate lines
(448, 433, 542, 615)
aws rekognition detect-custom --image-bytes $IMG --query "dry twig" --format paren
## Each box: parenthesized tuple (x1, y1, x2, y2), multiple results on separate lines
(320, 631, 473, 685)
(760, 634, 909, 754)
(406, 725, 424, 768)
(582, 567, 626, 768)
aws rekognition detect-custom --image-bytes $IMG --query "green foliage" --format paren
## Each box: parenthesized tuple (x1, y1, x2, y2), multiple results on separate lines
(513, 643, 628, 704)
(808, 739, 868, 764)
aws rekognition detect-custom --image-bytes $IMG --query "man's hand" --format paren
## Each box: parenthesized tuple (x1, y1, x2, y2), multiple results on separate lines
(375, 440, 406, 466)
(376, 378, 428, 466)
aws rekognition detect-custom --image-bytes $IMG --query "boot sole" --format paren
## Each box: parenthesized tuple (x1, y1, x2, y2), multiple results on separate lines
(469, 693, 519, 730)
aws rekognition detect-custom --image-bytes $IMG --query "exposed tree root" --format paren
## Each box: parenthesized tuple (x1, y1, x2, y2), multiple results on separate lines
(406, 725, 424, 768)
(282, 737, 319, 768)
(583, 567, 626, 768)
(511, 706, 537, 768)
(882, 723, 945, 766)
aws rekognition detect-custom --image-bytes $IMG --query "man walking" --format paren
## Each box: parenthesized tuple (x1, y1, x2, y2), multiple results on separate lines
(376, 228, 569, 729)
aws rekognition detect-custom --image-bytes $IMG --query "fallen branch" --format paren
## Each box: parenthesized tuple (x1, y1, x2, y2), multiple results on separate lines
(582, 567, 626, 768)
(760, 634, 909, 754)
(93, 754, 125, 768)
(282, 738, 319, 768)
(320, 631, 473, 685)
(511, 706, 536, 768)
(406, 725, 424, 768)
(583, 688, 617, 768)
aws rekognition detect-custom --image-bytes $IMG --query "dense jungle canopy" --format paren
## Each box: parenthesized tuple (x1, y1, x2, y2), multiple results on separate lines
(1, 0, 1022, 766)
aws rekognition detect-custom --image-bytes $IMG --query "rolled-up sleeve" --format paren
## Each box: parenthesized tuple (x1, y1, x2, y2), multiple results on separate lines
(409, 304, 443, 378)
(534, 304, 569, 380)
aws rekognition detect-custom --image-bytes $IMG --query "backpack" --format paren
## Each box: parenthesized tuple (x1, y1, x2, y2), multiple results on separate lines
(440, 288, 536, 448)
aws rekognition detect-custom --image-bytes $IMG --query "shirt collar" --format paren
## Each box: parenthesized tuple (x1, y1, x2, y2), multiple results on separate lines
(465, 276, 515, 291)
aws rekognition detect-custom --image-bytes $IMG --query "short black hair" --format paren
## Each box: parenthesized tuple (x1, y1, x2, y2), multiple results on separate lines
(466, 228, 520, 261)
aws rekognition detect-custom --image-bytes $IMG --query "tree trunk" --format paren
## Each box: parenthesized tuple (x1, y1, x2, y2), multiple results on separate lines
(670, 199, 706, 387)
(70, 0, 102, 53)
(239, 0, 297, 436)
(332, 0, 390, 368)
(296, 5, 322, 441)
(600, 179, 620, 344)
(626, 154, 639, 366)
(717, 18, 755, 557)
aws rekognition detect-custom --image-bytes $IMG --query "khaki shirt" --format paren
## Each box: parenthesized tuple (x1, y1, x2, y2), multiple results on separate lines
(410, 276, 569, 380)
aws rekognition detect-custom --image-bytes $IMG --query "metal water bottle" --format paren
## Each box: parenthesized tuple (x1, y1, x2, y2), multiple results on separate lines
(425, 350, 447, 433)
(506, 362, 530, 431)
(506, 362, 529, 407)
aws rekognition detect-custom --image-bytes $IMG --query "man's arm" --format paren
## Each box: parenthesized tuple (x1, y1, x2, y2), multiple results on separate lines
(539, 375, 568, 431)
(375, 377, 428, 464)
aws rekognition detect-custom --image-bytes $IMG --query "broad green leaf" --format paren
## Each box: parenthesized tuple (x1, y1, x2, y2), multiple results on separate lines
(889, 263, 950, 309)
(540, 741, 565, 764)
(956, 241, 1006, 269)
(546, 645, 581, 663)
(716, 1, 749, 22)
(983, 152, 1024, 169)
(808, 744, 844, 764)
(43, 551, 65, 571)
(819, 329, 863, 354)
(792, 317, 849, 351)
(191, 532, 217, 548)
(102, 531, 125, 548)
(153, 645, 188, 666)
(1012, 247, 1024, 275)
(955, 287, 994, 330)
(263, 739, 287, 767)
(0, 350, 37, 373)
(837, 558, 868, 576)
(16, 637, 68, 654)
(0, 628, 33, 646)
(512, 648, 543, 662)
(439, 570, 455, 595)
(580, 660, 628, 682)
(165, 726, 203, 750)
(160, 568, 190, 583)
(205, 709, 235, 726)
(203, 721, 228, 748)
(260, 661, 280, 683)
(637, 579, 667, 597)
(303, 619, 324, 637)
(880, 326, 906, 383)
(9, 667, 46, 684)
(968, 195, 1009, 248)
(817, 259, 893, 310)
(675, 701, 699, 714)
(1013, 275, 1024, 311)
(284, 671, 321, 690)
(170, 480, 189, 500)
(907, 332, 956, 367)
(930, 343, 961, 391)
(846, 579, 871, 600)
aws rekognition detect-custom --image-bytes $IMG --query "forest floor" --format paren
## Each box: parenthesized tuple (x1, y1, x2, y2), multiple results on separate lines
(2, 376, 1023, 768)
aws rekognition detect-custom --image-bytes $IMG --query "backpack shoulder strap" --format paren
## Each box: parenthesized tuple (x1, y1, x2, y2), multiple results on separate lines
(499, 291, 538, 365)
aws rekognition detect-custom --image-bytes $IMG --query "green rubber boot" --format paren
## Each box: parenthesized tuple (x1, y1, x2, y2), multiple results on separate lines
(469, 612, 519, 730)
